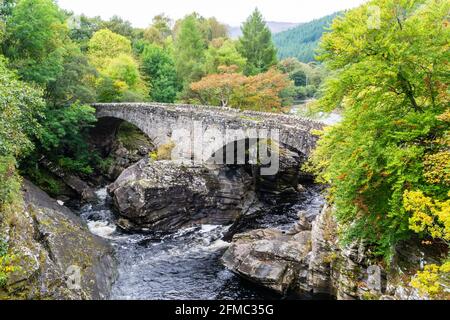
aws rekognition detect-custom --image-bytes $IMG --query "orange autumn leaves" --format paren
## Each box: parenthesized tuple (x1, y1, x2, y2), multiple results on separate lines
(188, 65, 292, 112)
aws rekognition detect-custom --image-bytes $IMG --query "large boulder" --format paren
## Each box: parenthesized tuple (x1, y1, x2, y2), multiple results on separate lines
(0, 181, 116, 300)
(108, 159, 255, 232)
(221, 226, 312, 294)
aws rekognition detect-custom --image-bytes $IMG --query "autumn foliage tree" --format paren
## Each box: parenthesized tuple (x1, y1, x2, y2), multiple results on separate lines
(189, 65, 246, 107)
(308, 0, 449, 260)
(189, 65, 292, 112)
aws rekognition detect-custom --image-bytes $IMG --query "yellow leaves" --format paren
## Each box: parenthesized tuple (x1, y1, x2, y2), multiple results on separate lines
(88, 29, 132, 70)
(310, 129, 325, 137)
(440, 260, 450, 273)
(411, 264, 441, 296)
(423, 151, 450, 185)
(437, 109, 450, 122)
(113, 80, 128, 93)
(411, 261, 450, 298)
(403, 190, 450, 243)
(0, 253, 19, 286)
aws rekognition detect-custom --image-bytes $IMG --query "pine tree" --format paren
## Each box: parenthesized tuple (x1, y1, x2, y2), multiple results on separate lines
(173, 14, 206, 88)
(238, 8, 277, 75)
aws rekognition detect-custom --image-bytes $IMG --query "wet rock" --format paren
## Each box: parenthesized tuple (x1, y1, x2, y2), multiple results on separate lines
(307, 205, 338, 296)
(289, 213, 312, 233)
(222, 204, 434, 300)
(221, 228, 311, 294)
(255, 147, 302, 203)
(105, 141, 155, 181)
(306, 205, 434, 300)
(108, 159, 255, 232)
(0, 181, 116, 300)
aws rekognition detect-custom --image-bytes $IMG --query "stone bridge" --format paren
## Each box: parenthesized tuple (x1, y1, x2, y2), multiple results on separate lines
(91, 103, 324, 161)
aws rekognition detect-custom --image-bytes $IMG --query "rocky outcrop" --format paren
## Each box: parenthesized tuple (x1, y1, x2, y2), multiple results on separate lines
(0, 181, 116, 300)
(305, 206, 438, 300)
(221, 218, 312, 294)
(104, 141, 155, 181)
(222, 205, 435, 300)
(39, 158, 97, 202)
(108, 159, 256, 232)
(255, 147, 303, 203)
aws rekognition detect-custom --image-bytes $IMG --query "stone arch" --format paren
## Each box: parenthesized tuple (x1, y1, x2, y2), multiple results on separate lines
(91, 103, 323, 161)
(206, 134, 307, 166)
(205, 137, 305, 203)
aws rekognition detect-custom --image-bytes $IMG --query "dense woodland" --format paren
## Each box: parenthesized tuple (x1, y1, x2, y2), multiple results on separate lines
(0, 0, 449, 298)
(273, 12, 339, 63)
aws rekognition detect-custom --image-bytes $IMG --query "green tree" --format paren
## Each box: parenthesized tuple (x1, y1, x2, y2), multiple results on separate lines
(0, 0, 16, 19)
(67, 14, 103, 51)
(308, 0, 450, 257)
(144, 14, 172, 46)
(204, 17, 228, 41)
(88, 28, 132, 71)
(88, 28, 146, 101)
(45, 44, 97, 106)
(204, 38, 246, 74)
(101, 15, 135, 39)
(173, 14, 207, 88)
(35, 103, 98, 174)
(0, 56, 44, 159)
(0, 0, 16, 39)
(141, 44, 179, 103)
(4, 0, 67, 85)
(104, 54, 140, 89)
(0, 55, 44, 212)
(173, 13, 228, 43)
(238, 8, 277, 75)
(278, 58, 325, 100)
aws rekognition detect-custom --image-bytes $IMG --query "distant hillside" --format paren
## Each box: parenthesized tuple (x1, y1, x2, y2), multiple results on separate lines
(228, 21, 300, 39)
(273, 12, 341, 63)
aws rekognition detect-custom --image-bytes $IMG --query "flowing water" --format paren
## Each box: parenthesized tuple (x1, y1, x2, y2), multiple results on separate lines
(78, 186, 325, 300)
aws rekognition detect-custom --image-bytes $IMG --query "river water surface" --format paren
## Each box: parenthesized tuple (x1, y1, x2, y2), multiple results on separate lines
(78, 186, 325, 300)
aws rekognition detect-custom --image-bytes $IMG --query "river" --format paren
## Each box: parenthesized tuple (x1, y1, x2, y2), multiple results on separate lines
(77, 185, 325, 300)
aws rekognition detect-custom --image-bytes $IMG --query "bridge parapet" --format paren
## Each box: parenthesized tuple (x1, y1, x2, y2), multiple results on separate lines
(91, 103, 325, 159)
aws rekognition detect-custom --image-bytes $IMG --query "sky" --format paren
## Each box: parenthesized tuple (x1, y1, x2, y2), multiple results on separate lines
(57, 0, 369, 27)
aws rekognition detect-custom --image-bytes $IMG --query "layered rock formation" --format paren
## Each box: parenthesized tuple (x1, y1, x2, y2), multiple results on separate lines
(222, 205, 434, 300)
(0, 181, 116, 300)
(222, 219, 311, 293)
(255, 147, 304, 203)
(108, 159, 256, 232)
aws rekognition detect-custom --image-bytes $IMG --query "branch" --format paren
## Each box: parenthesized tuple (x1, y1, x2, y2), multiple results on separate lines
(397, 70, 421, 112)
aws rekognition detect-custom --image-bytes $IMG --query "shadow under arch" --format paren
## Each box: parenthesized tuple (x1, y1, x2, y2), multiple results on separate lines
(206, 137, 307, 203)
(89, 117, 157, 159)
